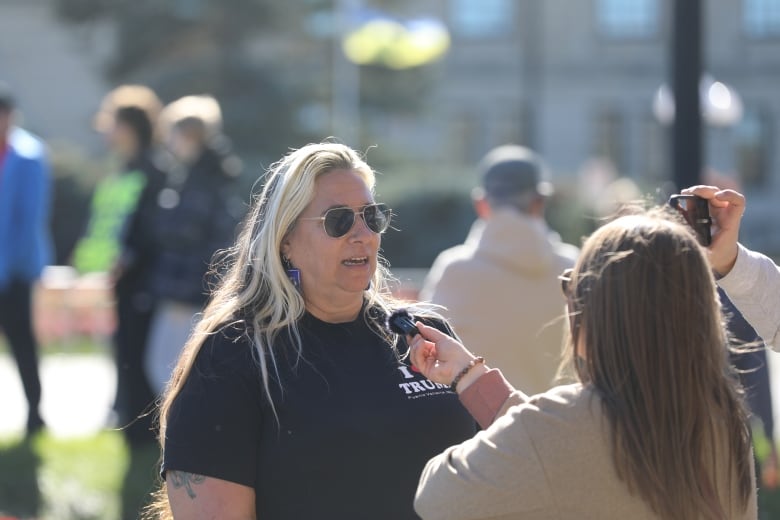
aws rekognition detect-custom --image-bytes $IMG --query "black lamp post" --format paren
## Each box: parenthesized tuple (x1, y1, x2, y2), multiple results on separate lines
(672, 0, 703, 190)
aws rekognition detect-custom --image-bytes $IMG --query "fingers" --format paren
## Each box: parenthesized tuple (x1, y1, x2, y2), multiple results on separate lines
(415, 321, 476, 362)
(682, 185, 743, 276)
(681, 185, 745, 212)
(681, 185, 719, 198)
(409, 334, 429, 370)
(682, 185, 729, 208)
(713, 189, 745, 213)
(414, 322, 451, 342)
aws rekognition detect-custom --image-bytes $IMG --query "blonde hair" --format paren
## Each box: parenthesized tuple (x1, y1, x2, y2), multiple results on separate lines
(158, 94, 223, 143)
(563, 209, 752, 519)
(146, 141, 408, 519)
(93, 84, 162, 134)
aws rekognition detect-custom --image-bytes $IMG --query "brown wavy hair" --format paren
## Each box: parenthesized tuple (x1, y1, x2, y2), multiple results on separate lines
(562, 209, 752, 519)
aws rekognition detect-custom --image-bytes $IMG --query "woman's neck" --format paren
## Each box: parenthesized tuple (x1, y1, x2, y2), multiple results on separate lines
(305, 297, 364, 324)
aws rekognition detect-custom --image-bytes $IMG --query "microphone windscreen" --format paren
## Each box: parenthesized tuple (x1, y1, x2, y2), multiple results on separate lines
(387, 309, 419, 337)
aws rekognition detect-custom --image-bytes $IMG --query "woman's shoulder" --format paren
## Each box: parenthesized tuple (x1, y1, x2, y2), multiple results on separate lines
(174, 321, 269, 410)
(499, 384, 609, 471)
(512, 383, 603, 430)
(526, 382, 598, 405)
(193, 321, 257, 373)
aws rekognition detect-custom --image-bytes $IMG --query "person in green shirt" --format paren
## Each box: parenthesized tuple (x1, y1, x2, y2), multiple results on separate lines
(74, 85, 166, 445)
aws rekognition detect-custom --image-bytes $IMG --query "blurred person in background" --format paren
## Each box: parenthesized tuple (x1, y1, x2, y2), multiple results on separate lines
(420, 145, 578, 395)
(144, 95, 245, 395)
(0, 82, 52, 437)
(147, 142, 476, 519)
(72, 84, 166, 445)
(411, 209, 756, 520)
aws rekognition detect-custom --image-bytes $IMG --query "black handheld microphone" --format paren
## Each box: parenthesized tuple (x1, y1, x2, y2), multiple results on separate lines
(386, 309, 420, 337)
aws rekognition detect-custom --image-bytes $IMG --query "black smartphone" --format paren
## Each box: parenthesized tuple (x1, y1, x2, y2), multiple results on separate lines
(668, 194, 712, 246)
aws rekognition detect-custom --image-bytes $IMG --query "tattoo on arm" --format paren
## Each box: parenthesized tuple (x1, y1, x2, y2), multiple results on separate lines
(169, 471, 207, 499)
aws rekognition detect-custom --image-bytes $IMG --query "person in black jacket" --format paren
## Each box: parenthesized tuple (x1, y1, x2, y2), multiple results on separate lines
(145, 95, 245, 395)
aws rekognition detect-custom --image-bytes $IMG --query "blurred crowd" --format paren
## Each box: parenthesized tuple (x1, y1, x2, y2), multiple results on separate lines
(0, 82, 245, 447)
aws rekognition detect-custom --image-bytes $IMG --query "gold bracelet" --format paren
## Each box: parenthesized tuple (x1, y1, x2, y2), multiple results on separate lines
(450, 356, 485, 392)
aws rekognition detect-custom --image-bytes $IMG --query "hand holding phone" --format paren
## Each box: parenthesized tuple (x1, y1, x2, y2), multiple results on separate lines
(680, 186, 745, 275)
(669, 194, 712, 246)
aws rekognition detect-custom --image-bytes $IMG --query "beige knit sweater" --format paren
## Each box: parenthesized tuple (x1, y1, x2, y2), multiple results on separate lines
(414, 370, 757, 520)
(420, 209, 578, 395)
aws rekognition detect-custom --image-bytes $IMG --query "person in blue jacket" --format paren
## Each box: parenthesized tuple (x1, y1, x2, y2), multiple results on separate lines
(0, 82, 52, 436)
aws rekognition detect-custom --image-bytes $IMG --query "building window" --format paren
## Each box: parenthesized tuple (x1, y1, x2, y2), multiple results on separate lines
(734, 107, 772, 187)
(593, 109, 625, 173)
(744, 0, 780, 37)
(597, 0, 659, 39)
(449, 0, 514, 38)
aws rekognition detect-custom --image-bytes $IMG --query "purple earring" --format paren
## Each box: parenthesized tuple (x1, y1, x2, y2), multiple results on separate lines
(283, 256, 301, 292)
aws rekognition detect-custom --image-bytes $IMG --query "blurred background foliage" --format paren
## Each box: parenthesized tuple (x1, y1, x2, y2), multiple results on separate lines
(46, 0, 476, 268)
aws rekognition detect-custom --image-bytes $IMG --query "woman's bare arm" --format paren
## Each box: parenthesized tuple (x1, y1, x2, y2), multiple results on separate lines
(167, 471, 256, 519)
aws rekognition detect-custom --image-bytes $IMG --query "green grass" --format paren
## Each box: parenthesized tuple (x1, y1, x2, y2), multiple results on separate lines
(0, 337, 110, 357)
(759, 480, 780, 519)
(1, 336, 779, 519)
(1, 431, 780, 519)
(0, 431, 160, 520)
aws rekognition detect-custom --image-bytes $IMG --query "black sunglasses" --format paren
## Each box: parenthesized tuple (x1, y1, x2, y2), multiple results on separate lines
(300, 203, 392, 238)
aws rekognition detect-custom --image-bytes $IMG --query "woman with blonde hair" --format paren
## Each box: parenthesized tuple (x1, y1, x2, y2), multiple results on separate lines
(148, 142, 476, 519)
(411, 210, 756, 519)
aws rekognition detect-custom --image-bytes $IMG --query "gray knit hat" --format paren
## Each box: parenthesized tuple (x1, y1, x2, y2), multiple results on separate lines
(479, 144, 553, 201)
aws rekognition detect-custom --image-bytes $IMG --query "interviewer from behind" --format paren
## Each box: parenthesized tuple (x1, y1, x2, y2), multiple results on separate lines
(410, 210, 756, 520)
(683, 185, 780, 349)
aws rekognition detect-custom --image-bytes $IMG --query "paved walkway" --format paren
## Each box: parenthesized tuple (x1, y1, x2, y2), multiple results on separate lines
(4, 348, 780, 439)
(0, 353, 115, 438)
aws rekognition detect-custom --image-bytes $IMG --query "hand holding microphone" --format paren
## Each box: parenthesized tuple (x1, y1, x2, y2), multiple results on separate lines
(387, 309, 488, 392)
(408, 322, 487, 393)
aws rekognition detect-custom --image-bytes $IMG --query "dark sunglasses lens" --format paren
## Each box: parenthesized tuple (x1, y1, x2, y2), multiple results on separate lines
(364, 204, 390, 233)
(324, 208, 356, 237)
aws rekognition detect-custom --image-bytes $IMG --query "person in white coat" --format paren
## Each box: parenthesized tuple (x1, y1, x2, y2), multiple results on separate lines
(420, 145, 578, 394)
(684, 185, 780, 348)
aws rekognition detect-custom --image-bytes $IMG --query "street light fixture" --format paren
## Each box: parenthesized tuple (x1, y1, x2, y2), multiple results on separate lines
(653, 76, 744, 128)
(331, 0, 450, 147)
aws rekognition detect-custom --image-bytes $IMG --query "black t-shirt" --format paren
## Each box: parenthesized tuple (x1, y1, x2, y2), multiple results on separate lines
(163, 308, 477, 519)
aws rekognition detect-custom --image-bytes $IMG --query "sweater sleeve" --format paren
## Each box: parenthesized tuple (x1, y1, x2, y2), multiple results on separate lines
(718, 244, 780, 350)
(414, 400, 555, 520)
(458, 369, 528, 429)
